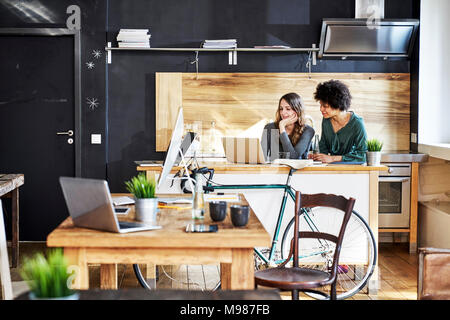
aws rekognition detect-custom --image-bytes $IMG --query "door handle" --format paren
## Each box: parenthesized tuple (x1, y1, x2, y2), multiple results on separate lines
(57, 130, 74, 136)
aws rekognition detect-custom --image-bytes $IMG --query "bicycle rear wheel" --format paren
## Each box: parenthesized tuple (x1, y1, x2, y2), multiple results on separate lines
(280, 208, 377, 300)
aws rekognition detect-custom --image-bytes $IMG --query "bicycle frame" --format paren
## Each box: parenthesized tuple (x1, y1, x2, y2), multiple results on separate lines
(205, 168, 299, 265)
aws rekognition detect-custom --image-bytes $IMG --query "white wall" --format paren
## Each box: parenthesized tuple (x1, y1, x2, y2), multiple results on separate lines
(419, 0, 450, 144)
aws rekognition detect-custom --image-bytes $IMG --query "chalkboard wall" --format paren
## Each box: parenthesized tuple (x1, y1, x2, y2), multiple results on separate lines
(105, 0, 416, 191)
(1, 0, 418, 223)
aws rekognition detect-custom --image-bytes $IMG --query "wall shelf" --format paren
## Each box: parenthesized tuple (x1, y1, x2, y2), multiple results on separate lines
(105, 43, 318, 66)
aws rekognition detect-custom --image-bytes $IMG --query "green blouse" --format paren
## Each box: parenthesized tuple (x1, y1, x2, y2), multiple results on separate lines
(319, 112, 368, 162)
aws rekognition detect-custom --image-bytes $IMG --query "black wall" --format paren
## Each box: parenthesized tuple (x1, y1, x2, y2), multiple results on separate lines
(105, 0, 416, 191)
(1, 0, 418, 239)
(0, 0, 107, 182)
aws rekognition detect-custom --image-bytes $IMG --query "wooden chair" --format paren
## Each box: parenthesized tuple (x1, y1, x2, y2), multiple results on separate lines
(254, 191, 355, 300)
(0, 199, 13, 300)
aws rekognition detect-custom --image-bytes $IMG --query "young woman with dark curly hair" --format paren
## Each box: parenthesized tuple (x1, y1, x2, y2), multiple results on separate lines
(261, 92, 315, 160)
(311, 80, 368, 163)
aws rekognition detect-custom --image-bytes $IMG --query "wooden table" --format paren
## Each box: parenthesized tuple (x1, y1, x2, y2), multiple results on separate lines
(47, 194, 270, 290)
(0, 174, 24, 268)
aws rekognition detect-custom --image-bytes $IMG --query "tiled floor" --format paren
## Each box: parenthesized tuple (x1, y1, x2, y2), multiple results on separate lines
(6, 242, 418, 300)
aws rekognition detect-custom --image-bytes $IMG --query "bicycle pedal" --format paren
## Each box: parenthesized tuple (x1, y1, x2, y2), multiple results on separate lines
(256, 263, 270, 270)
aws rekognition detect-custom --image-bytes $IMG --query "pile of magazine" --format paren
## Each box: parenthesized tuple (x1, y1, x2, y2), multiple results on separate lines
(117, 29, 151, 48)
(202, 39, 237, 49)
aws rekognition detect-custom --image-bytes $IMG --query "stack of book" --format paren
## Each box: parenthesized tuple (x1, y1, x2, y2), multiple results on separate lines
(202, 39, 237, 49)
(117, 29, 151, 48)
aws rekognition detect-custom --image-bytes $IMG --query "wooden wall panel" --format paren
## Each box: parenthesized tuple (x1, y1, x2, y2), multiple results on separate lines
(155, 72, 182, 151)
(418, 157, 450, 201)
(156, 73, 410, 154)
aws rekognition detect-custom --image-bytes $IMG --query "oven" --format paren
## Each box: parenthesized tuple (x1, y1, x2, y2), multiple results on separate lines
(379, 163, 411, 228)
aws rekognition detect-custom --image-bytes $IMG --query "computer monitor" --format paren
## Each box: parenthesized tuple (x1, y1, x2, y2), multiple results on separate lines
(157, 107, 193, 190)
(175, 131, 197, 164)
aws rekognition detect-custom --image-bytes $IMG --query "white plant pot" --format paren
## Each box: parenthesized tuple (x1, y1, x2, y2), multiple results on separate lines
(366, 151, 381, 166)
(134, 198, 158, 224)
(29, 291, 80, 300)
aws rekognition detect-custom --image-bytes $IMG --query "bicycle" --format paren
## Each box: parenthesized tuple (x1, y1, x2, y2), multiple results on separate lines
(134, 165, 377, 300)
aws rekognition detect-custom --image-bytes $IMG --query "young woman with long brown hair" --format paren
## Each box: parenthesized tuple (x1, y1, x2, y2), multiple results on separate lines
(261, 92, 315, 160)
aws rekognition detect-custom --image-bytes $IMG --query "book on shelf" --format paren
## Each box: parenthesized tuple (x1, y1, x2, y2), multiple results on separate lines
(118, 42, 151, 48)
(117, 28, 151, 48)
(203, 39, 237, 49)
(117, 34, 151, 42)
(119, 28, 150, 33)
(253, 45, 291, 49)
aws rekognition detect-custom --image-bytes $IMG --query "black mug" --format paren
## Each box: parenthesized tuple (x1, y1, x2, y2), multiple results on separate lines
(209, 201, 227, 222)
(230, 205, 249, 227)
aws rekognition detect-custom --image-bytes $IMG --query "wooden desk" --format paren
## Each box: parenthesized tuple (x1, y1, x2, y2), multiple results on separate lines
(46, 194, 270, 290)
(0, 174, 24, 268)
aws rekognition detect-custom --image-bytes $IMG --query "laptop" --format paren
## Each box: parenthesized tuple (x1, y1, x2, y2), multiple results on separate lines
(59, 177, 161, 233)
(221, 137, 268, 164)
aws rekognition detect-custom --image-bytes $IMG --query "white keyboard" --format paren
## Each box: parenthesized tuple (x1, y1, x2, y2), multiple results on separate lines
(112, 196, 135, 206)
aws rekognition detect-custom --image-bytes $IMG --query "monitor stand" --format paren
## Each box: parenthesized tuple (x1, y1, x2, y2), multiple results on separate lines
(177, 146, 195, 193)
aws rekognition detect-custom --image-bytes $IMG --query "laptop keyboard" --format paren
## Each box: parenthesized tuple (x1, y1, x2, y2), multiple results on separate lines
(119, 221, 145, 229)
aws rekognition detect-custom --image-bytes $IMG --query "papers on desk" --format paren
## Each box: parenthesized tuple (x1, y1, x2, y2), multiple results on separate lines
(158, 198, 193, 204)
(112, 196, 135, 206)
(204, 194, 240, 203)
(272, 159, 313, 169)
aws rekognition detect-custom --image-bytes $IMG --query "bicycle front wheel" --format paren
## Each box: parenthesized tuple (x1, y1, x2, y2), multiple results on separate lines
(280, 208, 377, 300)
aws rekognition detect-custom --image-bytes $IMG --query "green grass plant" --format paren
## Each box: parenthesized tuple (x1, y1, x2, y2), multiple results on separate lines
(367, 138, 383, 152)
(125, 172, 156, 198)
(20, 249, 75, 298)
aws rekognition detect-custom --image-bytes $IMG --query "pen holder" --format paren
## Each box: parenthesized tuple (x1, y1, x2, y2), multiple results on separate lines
(230, 205, 249, 227)
(209, 201, 227, 222)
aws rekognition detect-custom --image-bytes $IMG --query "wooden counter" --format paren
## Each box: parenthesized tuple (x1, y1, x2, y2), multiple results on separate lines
(138, 162, 387, 174)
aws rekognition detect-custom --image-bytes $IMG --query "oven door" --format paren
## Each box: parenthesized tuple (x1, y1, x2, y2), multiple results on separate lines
(379, 176, 411, 228)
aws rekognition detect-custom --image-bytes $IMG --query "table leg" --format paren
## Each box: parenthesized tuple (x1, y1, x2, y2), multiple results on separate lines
(100, 264, 118, 289)
(11, 189, 19, 268)
(220, 263, 231, 290)
(221, 248, 254, 290)
(409, 162, 419, 254)
(64, 248, 89, 290)
(368, 171, 379, 294)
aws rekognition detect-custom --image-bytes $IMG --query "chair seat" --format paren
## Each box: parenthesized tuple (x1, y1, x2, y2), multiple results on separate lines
(255, 267, 332, 290)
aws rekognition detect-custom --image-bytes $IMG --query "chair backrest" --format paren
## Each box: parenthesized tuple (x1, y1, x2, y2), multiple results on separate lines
(0, 199, 13, 300)
(285, 191, 355, 281)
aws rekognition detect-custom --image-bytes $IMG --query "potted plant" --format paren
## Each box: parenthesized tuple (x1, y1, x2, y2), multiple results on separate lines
(366, 138, 383, 166)
(20, 249, 79, 300)
(125, 173, 158, 224)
